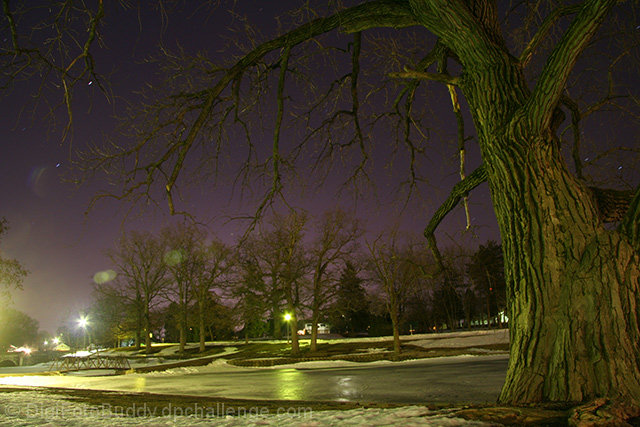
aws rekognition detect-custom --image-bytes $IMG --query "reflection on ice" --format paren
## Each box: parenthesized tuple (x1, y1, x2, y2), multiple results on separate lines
(336, 376, 362, 400)
(134, 377, 146, 393)
(275, 369, 304, 400)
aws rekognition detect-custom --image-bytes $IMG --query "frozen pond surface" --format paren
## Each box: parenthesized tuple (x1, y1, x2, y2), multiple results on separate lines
(0, 354, 507, 404)
(0, 332, 509, 425)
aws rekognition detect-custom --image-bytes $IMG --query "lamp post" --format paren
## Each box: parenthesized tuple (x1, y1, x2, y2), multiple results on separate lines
(77, 315, 89, 349)
(284, 313, 292, 343)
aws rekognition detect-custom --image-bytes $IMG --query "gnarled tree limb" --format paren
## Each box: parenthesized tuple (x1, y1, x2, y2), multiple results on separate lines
(423, 164, 487, 269)
(524, 0, 616, 133)
(519, 4, 582, 67)
(389, 68, 460, 85)
(148, 0, 419, 214)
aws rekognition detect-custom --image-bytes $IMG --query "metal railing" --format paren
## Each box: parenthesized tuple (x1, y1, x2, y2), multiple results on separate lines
(50, 355, 131, 372)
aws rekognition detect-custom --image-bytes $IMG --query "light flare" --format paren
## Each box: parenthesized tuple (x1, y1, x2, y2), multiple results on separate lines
(93, 269, 116, 284)
(163, 249, 184, 266)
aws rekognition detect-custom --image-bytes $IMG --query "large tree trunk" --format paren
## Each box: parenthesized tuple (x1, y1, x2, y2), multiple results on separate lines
(463, 58, 640, 404)
(135, 294, 142, 350)
(310, 299, 320, 352)
(490, 136, 640, 404)
(390, 309, 401, 356)
(198, 297, 206, 353)
(134, 313, 142, 350)
(288, 306, 300, 356)
(179, 318, 186, 353)
(179, 300, 187, 354)
(144, 304, 152, 354)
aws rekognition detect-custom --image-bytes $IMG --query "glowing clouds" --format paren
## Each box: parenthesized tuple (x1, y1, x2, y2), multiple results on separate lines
(93, 269, 117, 284)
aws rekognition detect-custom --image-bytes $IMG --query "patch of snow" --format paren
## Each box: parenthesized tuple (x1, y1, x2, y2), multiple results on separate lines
(65, 370, 117, 377)
(410, 330, 508, 350)
(0, 390, 492, 426)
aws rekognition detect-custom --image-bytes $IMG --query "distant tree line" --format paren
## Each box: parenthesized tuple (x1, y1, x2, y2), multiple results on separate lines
(86, 210, 506, 356)
(0, 307, 40, 353)
(0, 218, 28, 304)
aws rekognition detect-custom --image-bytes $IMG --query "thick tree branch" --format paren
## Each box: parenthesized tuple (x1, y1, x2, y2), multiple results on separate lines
(423, 165, 487, 268)
(618, 185, 640, 251)
(157, 0, 417, 214)
(389, 68, 460, 85)
(524, 0, 616, 133)
(350, 32, 365, 153)
(340, 0, 418, 32)
(519, 4, 582, 67)
(2, 0, 18, 50)
(408, 0, 506, 69)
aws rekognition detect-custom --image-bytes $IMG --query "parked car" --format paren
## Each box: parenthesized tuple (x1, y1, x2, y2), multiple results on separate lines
(303, 323, 330, 335)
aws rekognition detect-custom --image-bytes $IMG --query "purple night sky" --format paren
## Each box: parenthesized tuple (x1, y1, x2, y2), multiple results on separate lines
(7, 1, 635, 334)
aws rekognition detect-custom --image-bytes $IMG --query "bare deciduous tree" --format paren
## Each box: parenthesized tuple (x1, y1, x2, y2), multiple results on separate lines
(162, 224, 203, 353)
(366, 233, 417, 356)
(307, 209, 362, 352)
(1, 1, 106, 139)
(108, 230, 169, 354)
(0, 218, 28, 303)
(195, 237, 233, 352)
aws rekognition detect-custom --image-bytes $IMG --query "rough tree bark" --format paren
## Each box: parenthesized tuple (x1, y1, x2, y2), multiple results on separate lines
(408, 0, 640, 404)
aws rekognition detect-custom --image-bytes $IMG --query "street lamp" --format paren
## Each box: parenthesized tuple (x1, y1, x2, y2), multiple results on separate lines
(283, 313, 292, 343)
(77, 315, 89, 349)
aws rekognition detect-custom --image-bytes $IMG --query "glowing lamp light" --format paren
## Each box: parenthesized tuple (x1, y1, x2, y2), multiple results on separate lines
(52, 337, 60, 345)
(9, 346, 32, 355)
(77, 315, 89, 329)
(284, 313, 292, 322)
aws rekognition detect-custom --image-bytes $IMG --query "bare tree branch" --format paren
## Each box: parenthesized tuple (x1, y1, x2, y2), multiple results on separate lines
(518, 4, 582, 67)
(524, 0, 616, 133)
(423, 165, 487, 269)
(389, 67, 460, 85)
(561, 94, 584, 180)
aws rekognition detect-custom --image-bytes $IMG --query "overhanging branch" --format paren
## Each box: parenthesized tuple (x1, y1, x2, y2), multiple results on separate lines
(423, 165, 487, 268)
(389, 68, 460, 85)
(157, 0, 418, 215)
(519, 4, 582, 67)
(524, 0, 616, 133)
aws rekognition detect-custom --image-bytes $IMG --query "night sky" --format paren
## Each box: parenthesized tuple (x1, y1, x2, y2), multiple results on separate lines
(7, 1, 635, 334)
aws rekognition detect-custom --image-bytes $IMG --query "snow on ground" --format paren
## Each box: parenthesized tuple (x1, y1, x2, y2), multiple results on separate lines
(0, 390, 491, 426)
(0, 331, 508, 425)
(153, 343, 200, 357)
(0, 347, 242, 376)
(0, 329, 507, 376)
(409, 329, 509, 350)
(175, 329, 509, 347)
